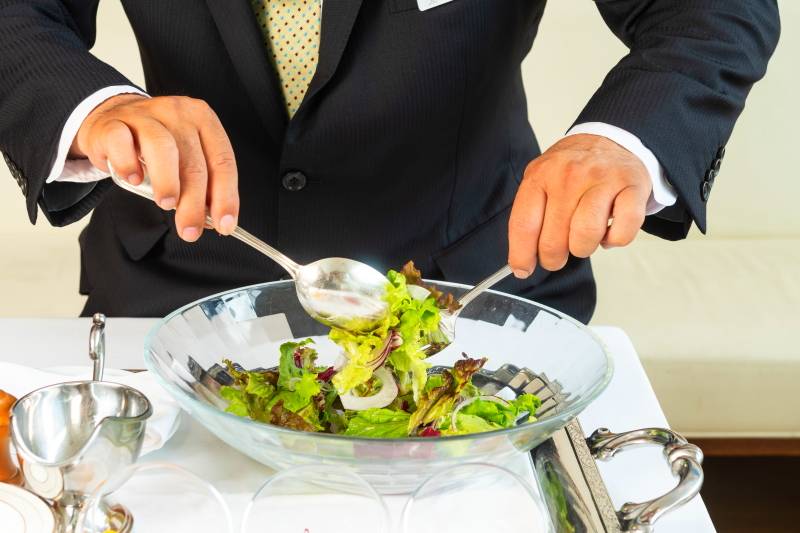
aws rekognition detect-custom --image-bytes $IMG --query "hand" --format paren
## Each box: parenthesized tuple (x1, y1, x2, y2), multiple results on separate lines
(508, 134, 651, 278)
(71, 94, 239, 242)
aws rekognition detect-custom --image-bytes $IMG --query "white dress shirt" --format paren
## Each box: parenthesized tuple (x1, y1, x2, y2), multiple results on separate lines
(49, 87, 678, 215)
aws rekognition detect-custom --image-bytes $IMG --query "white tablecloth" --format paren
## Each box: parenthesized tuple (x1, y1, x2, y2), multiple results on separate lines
(0, 319, 715, 532)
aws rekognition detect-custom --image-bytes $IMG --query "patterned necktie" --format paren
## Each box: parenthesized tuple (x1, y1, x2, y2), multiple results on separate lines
(250, 0, 322, 118)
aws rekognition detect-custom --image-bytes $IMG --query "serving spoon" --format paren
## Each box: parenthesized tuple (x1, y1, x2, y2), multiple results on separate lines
(108, 165, 389, 333)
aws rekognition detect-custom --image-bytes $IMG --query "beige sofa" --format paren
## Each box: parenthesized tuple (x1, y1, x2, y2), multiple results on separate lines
(592, 237, 800, 438)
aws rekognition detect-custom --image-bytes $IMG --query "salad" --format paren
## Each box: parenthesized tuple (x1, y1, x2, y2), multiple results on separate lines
(219, 262, 541, 438)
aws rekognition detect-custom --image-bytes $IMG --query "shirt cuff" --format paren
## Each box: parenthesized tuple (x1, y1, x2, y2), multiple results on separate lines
(47, 85, 149, 184)
(565, 122, 677, 215)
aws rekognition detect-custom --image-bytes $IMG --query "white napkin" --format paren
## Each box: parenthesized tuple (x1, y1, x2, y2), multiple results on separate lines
(0, 363, 181, 456)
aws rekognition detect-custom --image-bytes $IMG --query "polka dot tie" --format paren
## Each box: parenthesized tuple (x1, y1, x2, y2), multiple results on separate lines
(250, 0, 322, 118)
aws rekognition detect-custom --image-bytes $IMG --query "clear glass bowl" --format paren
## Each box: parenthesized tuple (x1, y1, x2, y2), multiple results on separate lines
(144, 280, 612, 494)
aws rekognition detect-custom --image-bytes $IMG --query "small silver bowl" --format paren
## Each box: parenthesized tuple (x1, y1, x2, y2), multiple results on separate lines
(11, 380, 151, 532)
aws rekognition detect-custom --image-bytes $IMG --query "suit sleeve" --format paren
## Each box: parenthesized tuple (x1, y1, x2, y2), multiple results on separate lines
(0, 0, 140, 226)
(576, 0, 780, 239)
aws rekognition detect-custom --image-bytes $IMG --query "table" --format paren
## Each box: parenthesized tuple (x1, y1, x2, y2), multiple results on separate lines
(0, 318, 715, 532)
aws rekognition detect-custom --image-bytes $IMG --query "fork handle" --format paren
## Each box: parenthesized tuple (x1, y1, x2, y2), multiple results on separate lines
(456, 264, 513, 310)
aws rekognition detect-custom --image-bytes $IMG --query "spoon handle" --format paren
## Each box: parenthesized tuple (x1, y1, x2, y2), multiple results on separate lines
(227, 225, 300, 278)
(456, 264, 513, 310)
(108, 164, 302, 279)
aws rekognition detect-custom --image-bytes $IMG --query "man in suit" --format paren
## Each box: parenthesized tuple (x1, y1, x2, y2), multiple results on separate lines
(0, 1, 780, 321)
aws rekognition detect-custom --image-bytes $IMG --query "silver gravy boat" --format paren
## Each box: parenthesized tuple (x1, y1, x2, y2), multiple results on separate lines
(10, 314, 152, 533)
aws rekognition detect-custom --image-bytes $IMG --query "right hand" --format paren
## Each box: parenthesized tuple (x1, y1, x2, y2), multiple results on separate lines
(71, 94, 239, 242)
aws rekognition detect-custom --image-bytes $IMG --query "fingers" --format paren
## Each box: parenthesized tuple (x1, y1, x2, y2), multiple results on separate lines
(96, 120, 143, 184)
(75, 95, 240, 243)
(603, 185, 647, 248)
(133, 117, 180, 212)
(197, 103, 239, 235)
(508, 180, 545, 278)
(569, 185, 616, 258)
(538, 186, 579, 272)
(173, 129, 208, 242)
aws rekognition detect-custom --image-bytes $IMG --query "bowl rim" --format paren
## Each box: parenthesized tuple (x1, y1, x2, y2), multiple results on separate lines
(143, 279, 614, 444)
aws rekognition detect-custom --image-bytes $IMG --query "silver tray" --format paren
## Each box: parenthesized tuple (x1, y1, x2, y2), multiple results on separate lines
(530, 419, 704, 533)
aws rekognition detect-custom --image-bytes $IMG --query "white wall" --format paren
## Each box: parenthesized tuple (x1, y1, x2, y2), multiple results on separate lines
(1, 1, 796, 317)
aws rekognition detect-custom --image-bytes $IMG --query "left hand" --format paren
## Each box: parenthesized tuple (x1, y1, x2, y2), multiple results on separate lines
(508, 134, 651, 278)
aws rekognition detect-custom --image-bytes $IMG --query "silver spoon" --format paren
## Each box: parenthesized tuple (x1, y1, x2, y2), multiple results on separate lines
(423, 264, 513, 356)
(108, 165, 390, 333)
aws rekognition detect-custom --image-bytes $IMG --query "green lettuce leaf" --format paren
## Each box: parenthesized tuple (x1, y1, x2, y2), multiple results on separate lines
(278, 339, 316, 388)
(509, 393, 542, 423)
(270, 340, 322, 412)
(399, 261, 461, 313)
(245, 372, 276, 398)
(219, 361, 278, 422)
(458, 393, 542, 430)
(447, 413, 500, 434)
(459, 399, 516, 427)
(344, 408, 411, 438)
(330, 327, 384, 393)
(220, 386, 249, 417)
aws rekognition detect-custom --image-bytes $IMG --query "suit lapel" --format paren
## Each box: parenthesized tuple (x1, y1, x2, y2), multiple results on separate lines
(205, 0, 287, 145)
(302, 0, 364, 107)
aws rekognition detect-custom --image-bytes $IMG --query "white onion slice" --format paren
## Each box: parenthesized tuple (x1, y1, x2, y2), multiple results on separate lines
(451, 395, 510, 431)
(333, 353, 348, 371)
(406, 284, 431, 302)
(340, 367, 398, 410)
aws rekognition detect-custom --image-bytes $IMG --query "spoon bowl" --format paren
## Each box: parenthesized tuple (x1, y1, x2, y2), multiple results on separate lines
(295, 257, 390, 332)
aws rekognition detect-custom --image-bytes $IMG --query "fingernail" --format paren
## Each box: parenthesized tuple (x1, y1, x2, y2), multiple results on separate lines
(159, 197, 177, 210)
(513, 268, 532, 279)
(182, 226, 201, 242)
(127, 173, 142, 185)
(218, 214, 236, 235)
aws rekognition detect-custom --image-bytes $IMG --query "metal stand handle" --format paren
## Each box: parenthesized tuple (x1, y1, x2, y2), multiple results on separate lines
(587, 427, 704, 532)
(89, 313, 106, 382)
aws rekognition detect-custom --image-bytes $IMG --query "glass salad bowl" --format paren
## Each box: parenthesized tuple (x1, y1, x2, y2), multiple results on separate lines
(144, 280, 612, 494)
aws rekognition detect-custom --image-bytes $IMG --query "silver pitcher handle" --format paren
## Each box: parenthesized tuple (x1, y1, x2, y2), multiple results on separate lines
(89, 313, 106, 381)
(586, 427, 704, 533)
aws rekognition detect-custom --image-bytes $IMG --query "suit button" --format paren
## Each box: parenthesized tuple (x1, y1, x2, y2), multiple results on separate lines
(701, 170, 715, 202)
(716, 146, 726, 159)
(281, 171, 307, 191)
(701, 181, 712, 202)
(712, 158, 722, 173)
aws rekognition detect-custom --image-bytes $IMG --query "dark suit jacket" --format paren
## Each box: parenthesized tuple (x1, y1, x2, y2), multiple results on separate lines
(0, 0, 780, 321)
